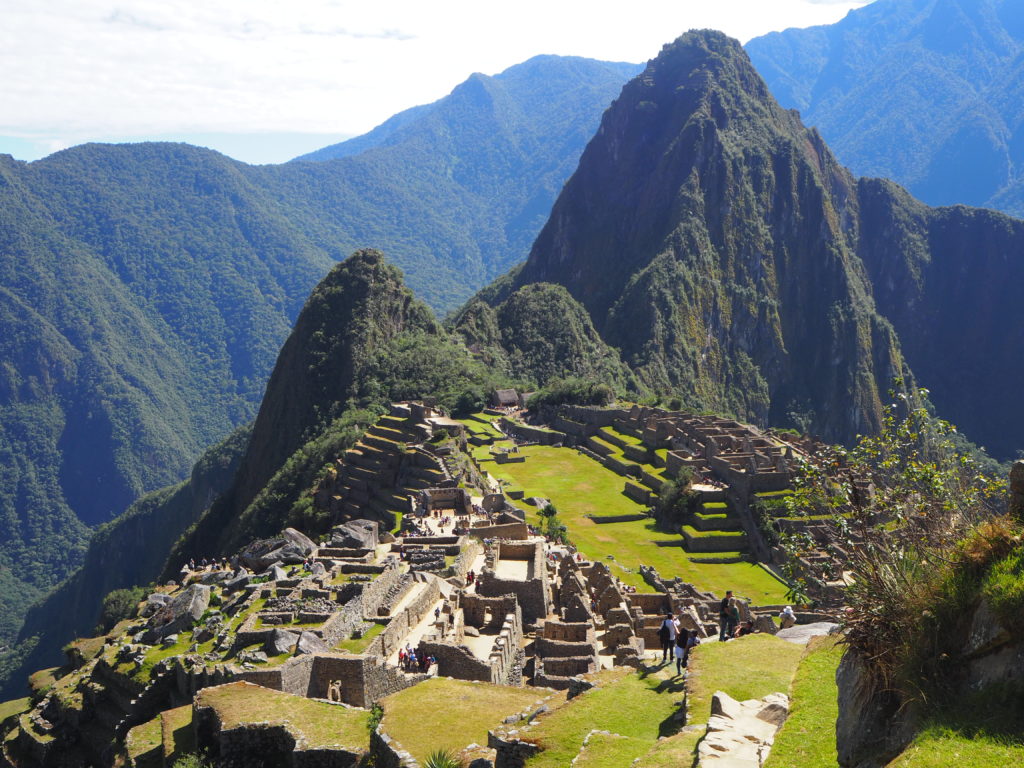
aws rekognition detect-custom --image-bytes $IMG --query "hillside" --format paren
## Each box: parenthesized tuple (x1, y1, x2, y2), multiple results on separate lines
(0, 55, 636, 665)
(746, 0, 1024, 213)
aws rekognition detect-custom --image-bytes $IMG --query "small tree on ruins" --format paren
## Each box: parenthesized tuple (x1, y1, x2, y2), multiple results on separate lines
(777, 386, 1006, 691)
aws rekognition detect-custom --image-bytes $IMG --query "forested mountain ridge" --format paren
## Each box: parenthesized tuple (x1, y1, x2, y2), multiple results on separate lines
(493, 29, 1024, 457)
(0, 55, 637, 675)
(746, 0, 1024, 213)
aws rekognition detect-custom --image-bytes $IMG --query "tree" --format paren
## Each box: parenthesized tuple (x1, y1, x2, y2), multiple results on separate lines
(778, 387, 1007, 689)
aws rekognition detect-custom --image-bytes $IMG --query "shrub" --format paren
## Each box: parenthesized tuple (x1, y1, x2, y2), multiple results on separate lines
(95, 586, 149, 633)
(424, 749, 463, 768)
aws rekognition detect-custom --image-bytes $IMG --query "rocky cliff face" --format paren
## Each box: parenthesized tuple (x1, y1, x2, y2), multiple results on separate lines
(510, 31, 910, 443)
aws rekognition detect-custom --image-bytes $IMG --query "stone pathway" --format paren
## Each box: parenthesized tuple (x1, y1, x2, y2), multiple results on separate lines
(387, 595, 446, 665)
(774, 622, 837, 645)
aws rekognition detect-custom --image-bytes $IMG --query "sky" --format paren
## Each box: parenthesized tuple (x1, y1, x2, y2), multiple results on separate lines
(0, 0, 875, 165)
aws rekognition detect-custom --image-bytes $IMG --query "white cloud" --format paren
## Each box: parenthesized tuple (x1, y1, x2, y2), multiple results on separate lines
(0, 0, 874, 158)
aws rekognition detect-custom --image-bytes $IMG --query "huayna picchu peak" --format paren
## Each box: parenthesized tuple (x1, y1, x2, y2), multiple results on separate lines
(493, 29, 1024, 458)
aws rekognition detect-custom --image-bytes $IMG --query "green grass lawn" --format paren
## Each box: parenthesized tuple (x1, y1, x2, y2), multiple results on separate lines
(481, 445, 788, 602)
(380, 677, 545, 762)
(887, 727, 1024, 767)
(686, 634, 805, 727)
(764, 635, 843, 768)
(525, 668, 683, 767)
(196, 682, 370, 749)
(125, 715, 163, 767)
(634, 728, 704, 767)
(161, 705, 195, 764)
(0, 697, 30, 727)
(335, 622, 385, 653)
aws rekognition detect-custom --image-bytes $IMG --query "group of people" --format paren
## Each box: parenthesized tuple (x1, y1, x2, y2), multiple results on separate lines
(184, 557, 230, 573)
(658, 613, 701, 674)
(398, 644, 437, 673)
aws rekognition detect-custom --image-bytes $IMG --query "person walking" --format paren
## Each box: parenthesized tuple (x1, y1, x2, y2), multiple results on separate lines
(719, 590, 734, 641)
(674, 628, 689, 675)
(726, 597, 741, 640)
(658, 613, 678, 662)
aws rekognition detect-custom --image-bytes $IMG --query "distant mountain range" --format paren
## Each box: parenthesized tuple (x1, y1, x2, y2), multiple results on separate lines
(0, 54, 638, 676)
(746, 0, 1024, 214)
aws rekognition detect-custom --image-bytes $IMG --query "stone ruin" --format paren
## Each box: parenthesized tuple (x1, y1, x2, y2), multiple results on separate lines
(419, 593, 524, 686)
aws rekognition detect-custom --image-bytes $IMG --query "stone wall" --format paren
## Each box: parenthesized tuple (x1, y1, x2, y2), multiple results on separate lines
(449, 538, 484, 579)
(466, 521, 530, 540)
(423, 594, 524, 685)
(623, 481, 652, 505)
(370, 727, 420, 768)
(367, 578, 441, 660)
(499, 419, 567, 446)
(296, 654, 428, 708)
(478, 541, 550, 624)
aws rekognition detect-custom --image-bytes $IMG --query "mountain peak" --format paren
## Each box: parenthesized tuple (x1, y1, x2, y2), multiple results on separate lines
(509, 30, 903, 444)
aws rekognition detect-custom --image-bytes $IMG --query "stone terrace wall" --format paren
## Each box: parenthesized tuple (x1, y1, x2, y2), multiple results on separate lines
(418, 641, 491, 682)
(500, 419, 566, 446)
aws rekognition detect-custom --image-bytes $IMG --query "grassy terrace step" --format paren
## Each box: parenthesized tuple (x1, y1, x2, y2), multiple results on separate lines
(370, 425, 414, 443)
(196, 683, 370, 751)
(681, 526, 748, 553)
(691, 512, 743, 532)
(517, 668, 680, 768)
(362, 433, 402, 452)
(701, 501, 729, 512)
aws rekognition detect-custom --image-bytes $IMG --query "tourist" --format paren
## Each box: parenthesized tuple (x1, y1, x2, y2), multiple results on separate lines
(734, 621, 754, 638)
(727, 597, 741, 639)
(719, 590, 734, 641)
(434, 607, 441, 621)
(398, 648, 406, 667)
(674, 628, 689, 675)
(658, 613, 677, 662)
(779, 605, 796, 629)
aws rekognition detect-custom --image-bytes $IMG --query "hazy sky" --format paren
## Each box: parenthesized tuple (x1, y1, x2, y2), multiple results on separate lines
(0, 0, 875, 165)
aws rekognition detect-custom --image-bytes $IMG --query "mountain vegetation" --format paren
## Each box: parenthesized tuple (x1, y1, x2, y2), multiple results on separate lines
(0, 55, 636, 667)
(746, 0, 1024, 213)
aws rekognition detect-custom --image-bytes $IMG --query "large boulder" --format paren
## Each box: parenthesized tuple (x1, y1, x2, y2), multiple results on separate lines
(330, 520, 379, 549)
(140, 592, 172, 618)
(238, 528, 317, 570)
(144, 584, 211, 642)
(835, 650, 916, 768)
(295, 631, 329, 655)
(264, 629, 299, 656)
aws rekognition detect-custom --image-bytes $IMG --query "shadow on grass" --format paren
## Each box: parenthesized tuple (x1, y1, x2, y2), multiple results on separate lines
(923, 685, 1024, 746)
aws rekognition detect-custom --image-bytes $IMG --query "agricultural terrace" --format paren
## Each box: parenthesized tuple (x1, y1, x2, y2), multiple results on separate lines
(461, 419, 787, 603)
